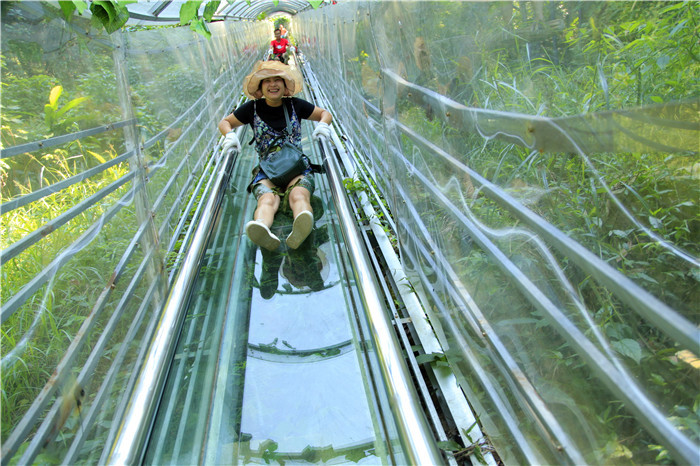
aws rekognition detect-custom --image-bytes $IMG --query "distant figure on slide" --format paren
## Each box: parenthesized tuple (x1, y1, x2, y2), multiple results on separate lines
(218, 61, 332, 251)
(269, 28, 294, 64)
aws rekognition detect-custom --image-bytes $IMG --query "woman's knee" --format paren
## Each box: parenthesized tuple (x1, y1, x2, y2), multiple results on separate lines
(258, 192, 280, 209)
(288, 186, 310, 204)
(287, 174, 315, 196)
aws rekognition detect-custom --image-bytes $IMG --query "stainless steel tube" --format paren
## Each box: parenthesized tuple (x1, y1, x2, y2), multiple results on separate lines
(319, 138, 445, 465)
(107, 146, 236, 465)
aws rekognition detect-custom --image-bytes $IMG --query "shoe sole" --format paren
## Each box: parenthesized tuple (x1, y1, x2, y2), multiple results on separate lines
(286, 211, 313, 249)
(246, 221, 281, 251)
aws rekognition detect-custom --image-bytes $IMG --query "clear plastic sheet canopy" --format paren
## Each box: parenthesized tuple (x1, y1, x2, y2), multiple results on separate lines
(1, 2, 273, 463)
(2, 1, 699, 465)
(294, 2, 698, 465)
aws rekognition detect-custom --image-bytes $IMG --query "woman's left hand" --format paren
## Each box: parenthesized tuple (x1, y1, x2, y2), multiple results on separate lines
(312, 122, 331, 141)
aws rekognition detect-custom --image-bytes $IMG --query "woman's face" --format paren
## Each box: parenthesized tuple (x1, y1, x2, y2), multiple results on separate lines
(261, 76, 286, 100)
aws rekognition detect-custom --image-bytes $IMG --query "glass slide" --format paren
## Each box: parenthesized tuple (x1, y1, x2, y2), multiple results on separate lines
(143, 126, 403, 465)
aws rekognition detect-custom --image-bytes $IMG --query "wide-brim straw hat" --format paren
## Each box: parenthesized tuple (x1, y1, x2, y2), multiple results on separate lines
(242, 60, 303, 99)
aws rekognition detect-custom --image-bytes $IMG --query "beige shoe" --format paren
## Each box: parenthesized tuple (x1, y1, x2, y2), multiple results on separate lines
(286, 211, 313, 249)
(245, 220, 280, 251)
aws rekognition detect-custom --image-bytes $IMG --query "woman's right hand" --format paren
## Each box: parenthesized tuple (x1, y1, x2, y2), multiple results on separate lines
(222, 131, 241, 154)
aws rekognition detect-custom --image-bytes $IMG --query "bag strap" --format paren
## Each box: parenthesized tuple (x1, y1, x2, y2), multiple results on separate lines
(283, 101, 326, 175)
(282, 101, 293, 134)
(248, 101, 257, 146)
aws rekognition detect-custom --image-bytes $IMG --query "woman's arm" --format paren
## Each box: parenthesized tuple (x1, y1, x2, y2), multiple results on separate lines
(218, 113, 244, 136)
(307, 106, 332, 125)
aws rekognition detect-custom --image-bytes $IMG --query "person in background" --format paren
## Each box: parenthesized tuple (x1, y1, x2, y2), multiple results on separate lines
(279, 23, 288, 38)
(218, 61, 332, 251)
(269, 28, 295, 64)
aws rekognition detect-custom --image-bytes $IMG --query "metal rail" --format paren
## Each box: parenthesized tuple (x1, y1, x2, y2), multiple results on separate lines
(317, 139, 444, 465)
(302, 58, 445, 464)
(107, 135, 239, 465)
(385, 141, 698, 464)
(392, 117, 699, 353)
(0, 120, 137, 160)
(328, 120, 497, 466)
(321, 62, 699, 462)
(1, 55, 251, 466)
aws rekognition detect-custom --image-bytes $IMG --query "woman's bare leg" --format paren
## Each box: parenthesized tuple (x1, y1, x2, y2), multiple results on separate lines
(286, 178, 313, 249)
(253, 180, 281, 226)
(254, 192, 281, 226)
(247, 180, 282, 251)
(288, 186, 311, 218)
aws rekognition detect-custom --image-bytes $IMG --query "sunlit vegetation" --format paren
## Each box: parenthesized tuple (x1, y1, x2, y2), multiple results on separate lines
(340, 1, 698, 464)
(1, 3, 195, 447)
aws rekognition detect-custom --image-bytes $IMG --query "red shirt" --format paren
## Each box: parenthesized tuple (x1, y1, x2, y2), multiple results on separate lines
(271, 38, 289, 55)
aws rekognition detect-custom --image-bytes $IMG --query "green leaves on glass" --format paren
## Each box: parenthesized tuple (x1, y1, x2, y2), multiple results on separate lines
(58, 1, 88, 21)
(179, 0, 202, 24)
(89, 1, 132, 34)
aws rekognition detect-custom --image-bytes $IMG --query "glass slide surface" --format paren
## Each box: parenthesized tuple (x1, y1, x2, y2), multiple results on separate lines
(144, 126, 401, 465)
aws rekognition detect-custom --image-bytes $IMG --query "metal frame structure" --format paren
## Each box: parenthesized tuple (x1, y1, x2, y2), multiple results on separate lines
(0, 26, 255, 463)
(315, 56, 700, 465)
(124, 0, 316, 25)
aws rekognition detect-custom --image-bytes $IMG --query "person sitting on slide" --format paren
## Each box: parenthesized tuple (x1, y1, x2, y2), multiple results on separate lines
(218, 61, 332, 251)
(268, 28, 295, 64)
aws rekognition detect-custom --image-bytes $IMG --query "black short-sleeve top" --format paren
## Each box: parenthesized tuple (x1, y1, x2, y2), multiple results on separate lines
(233, 97, 315, 131)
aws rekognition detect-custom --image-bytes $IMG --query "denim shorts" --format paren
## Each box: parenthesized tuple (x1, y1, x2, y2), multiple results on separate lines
(249, 163, 315, 200)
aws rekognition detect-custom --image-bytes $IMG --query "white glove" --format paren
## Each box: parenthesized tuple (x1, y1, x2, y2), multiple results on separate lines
(290, 46, 297, 53)
(312, 122, 331, 141)
(222, 131, 241, 154)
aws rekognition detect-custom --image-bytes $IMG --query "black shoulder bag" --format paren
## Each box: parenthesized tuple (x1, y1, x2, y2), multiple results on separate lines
(259, 104, 308, 187)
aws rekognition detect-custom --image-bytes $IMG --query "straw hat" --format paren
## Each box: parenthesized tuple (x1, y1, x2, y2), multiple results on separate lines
(242, 60, 303, 99)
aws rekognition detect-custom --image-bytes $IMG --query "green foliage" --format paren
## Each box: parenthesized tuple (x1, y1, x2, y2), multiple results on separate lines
(202, 0, 218, 21)
(43, 85, 89, 133)
(179, 0, 201, 23)
(53, 0, 329, 39)
(415, 351, 451, 369)
(178, 0, 215, 39)
(57, 1, 133, 34)
(560, 1, 700, 108)
(343, 177, 365, 195)
(89, 1, 132, 33)
(382, 2, 699, 463)
(58, 0, 88, 20)
(258, 439, 281, 464)
(437, 439, 462, 452)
